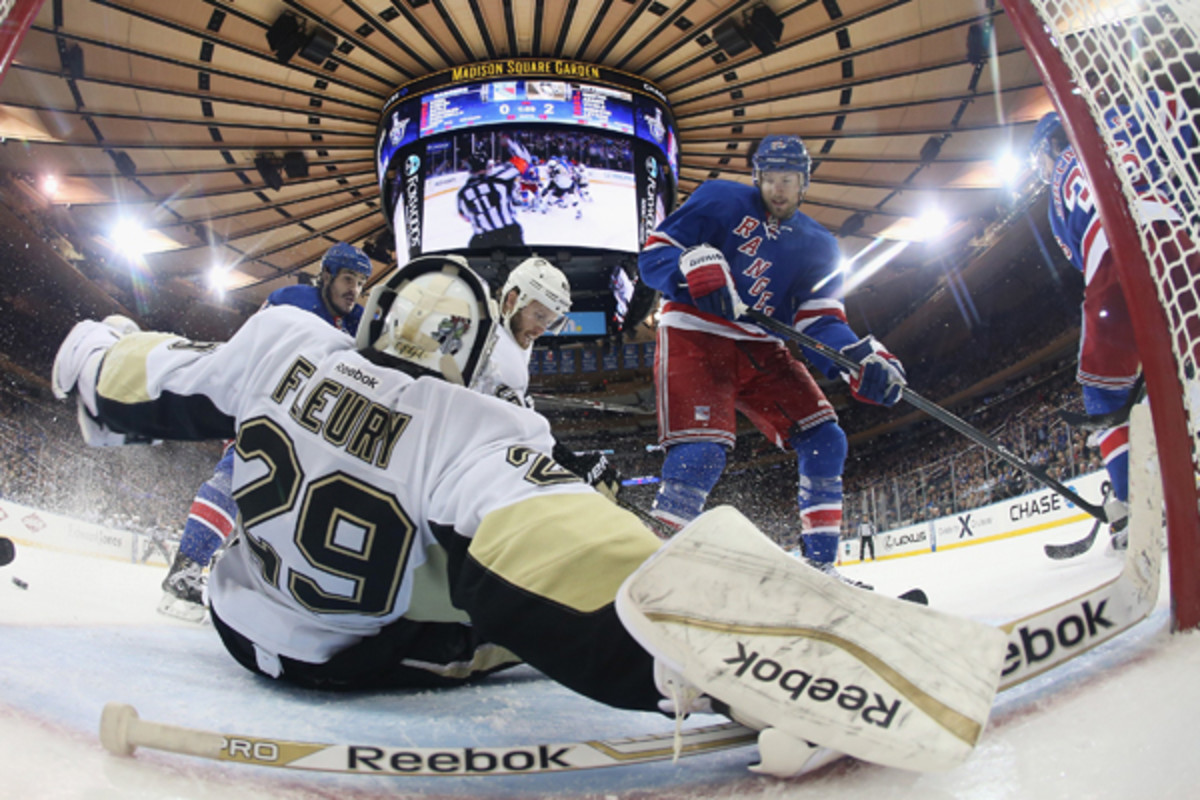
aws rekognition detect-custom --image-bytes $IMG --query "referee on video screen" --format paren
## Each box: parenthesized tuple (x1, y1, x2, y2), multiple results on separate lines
(457, 147, 524, 248)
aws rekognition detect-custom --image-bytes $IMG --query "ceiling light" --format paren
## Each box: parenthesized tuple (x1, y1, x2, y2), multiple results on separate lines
(993, 150, 1023, 185)
(916, 208, 950, 241)
(109, 218, 150, 258)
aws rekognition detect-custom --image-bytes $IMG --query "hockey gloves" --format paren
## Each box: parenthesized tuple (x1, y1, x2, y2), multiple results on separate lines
(52, 316, 157, 446)
(679, 245, 746, 321)
(840, 336, 907, 407)
(552, 442, 622, 502)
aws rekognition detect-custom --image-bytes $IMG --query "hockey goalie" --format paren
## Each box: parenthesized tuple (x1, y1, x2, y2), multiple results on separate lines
(51, 254, 1007, 778)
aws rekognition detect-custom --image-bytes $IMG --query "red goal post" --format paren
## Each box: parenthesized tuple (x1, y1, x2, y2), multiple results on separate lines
(1002, 0, 1200, 630)
(0, 0, 44, 86)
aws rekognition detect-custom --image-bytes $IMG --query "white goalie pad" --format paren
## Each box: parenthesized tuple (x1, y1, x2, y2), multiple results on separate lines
(615, 505, 1008, 772)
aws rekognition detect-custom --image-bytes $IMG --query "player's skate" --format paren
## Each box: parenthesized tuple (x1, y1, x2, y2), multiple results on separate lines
(1105, 496, 1129, 553)
(616, 506, 1007, 773)
(805, 557, 873, 591)
(158, 551, 207, 623)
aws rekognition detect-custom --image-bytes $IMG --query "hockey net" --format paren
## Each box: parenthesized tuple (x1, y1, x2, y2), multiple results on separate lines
(1002, 0, 1200, 629)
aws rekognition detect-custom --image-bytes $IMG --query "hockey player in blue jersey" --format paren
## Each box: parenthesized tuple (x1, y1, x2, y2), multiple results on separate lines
(158, 241, 373, 620)
(261, 241, 371, 332)
(638, 134, 907, 588)
(1028, 98, 1197, 552)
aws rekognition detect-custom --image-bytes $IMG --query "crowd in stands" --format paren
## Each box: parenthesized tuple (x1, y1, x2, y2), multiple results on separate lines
(0, 376, 222, 540)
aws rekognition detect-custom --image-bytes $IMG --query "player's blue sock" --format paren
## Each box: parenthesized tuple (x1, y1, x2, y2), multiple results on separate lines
(178, 448, 238, 565)
(790, 422, 847, 564)
(652, 442, 726, 530)
(1083, 385, 1132, 502)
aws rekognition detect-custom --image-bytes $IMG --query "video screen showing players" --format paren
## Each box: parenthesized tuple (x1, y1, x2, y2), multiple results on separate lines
(419, 127, 638, 253)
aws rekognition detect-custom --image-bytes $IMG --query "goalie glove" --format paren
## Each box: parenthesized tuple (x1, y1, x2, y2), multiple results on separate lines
(552, 442, 622, 502)
(840, 336, 906, 407)
(679, 245, 746, 321)
(52, 318, 156, 446)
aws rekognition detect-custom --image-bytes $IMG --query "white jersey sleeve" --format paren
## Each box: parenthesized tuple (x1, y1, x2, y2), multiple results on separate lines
(471, 324, 533, 407)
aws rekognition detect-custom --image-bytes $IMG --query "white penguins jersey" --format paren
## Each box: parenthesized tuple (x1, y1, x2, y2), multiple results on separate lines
(79, 306, 592, 664)
(472, 323, 533, 408)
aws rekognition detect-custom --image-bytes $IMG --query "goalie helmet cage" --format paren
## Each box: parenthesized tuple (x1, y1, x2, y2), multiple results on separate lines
(1000, 0, 1200, 630)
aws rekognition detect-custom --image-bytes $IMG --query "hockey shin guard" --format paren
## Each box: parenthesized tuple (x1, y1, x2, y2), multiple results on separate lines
(1084, 385, 1132, 502)
(791, 422, 847, 564)
(652, 442, 727, 530)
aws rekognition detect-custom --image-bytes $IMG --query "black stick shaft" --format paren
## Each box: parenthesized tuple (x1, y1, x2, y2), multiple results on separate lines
(744, 309, 1107, 522)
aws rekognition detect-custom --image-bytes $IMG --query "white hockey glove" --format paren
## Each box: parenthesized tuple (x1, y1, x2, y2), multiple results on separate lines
(679, 245, 747, 321)
(493, 383, 535, 410)
(52, 317, 153, 446)
(840, 336, 906, 407)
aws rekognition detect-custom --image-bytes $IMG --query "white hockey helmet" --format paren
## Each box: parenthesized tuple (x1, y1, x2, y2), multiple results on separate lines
(500, 256, 572, 335)
(357, 255, 499, 387)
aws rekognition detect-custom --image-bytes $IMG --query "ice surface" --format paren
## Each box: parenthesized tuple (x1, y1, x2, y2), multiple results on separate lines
(2, 517, 1198, 799)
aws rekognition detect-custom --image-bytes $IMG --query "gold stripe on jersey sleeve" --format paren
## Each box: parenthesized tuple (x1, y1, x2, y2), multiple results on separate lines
(95, 333, 184, 405)
(471, 493, 662, 613)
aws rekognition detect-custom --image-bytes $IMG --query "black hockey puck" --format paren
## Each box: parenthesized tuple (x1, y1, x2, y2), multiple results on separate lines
(12, 576, 28, 590)
(0, 536, 14, 567)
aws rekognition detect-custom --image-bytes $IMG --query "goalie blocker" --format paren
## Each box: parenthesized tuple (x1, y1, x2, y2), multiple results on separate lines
(616, 506, 1008, 773)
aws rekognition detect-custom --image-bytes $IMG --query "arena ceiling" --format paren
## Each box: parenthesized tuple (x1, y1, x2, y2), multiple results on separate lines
(0, 0, 1060, 349)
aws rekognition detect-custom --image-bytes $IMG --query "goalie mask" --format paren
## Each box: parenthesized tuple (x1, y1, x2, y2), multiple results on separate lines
(500, 257, 572, 336)
(357, 255, 499, 387)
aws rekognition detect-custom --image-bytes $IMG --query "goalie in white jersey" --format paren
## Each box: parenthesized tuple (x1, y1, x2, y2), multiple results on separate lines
(50, 255, 1004, 777)
(52, 255, 659, 705)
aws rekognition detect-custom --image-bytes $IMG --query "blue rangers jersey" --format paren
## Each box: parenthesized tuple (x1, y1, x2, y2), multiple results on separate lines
(1048, 93, 1194, 285)
(263, 284, 363, 334)
(639, 179, 859, 378)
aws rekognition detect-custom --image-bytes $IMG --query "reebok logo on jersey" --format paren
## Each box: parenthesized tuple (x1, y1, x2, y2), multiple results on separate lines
(335, 362, 379, 390)
(725, 642, 900, 729)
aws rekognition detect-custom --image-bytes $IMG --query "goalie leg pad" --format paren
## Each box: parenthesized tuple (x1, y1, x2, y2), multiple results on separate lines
(615, 505, 1007, 772)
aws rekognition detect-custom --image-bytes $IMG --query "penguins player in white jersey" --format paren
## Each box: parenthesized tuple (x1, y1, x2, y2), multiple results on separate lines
(474, 255, 620, 500)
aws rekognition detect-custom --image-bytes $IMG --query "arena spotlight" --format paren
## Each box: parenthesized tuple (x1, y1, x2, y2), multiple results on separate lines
(109, 217, 150, 258)
(207, 263, 232, 296)
(993, 148, 1023, 186)
(916, 208, 950, 241)
(40, 174, 59, 198)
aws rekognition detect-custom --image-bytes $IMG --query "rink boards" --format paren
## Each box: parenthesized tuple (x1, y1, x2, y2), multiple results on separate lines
(841, 470, 1106, 564)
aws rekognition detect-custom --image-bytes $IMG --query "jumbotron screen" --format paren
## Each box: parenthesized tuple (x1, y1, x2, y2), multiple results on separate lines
(376, 60, 678, 259)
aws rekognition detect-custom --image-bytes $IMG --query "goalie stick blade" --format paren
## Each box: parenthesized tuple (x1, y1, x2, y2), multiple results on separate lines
(1000, 405, 1162, 690)
(99, 702, 758, 776)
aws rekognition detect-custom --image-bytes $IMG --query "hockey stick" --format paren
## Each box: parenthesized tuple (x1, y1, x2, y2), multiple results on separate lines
(1043, 483, 1113, 560)
(743, 310, 1107, 522)
(1056, 375, 1145, 430)
(1042, 513, 1104, 561)
(99, 702, 757, 776)
(997, 405, 1161, 689)
(532, 393, 654, 415)
(618, 497, 677, 539)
